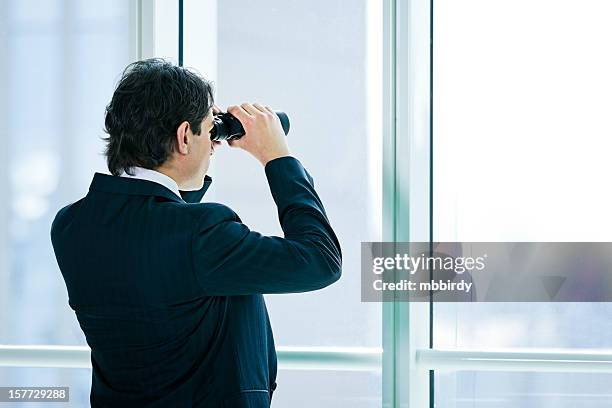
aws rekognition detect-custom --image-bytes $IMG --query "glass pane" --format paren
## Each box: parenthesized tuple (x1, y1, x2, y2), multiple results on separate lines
(433, 0, 612, 349)
(273, 370, 381, 408)
(0, 0, 131, 393)
(1, 0, 131, 344)
(196, 0, 383, 349)
(436, 371, 612, 408)
(186, 0, 383, 405)
(0, 368, 90, 408)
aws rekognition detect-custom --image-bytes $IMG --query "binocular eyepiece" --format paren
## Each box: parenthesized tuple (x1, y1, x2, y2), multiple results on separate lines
(210, 111, 290, 141)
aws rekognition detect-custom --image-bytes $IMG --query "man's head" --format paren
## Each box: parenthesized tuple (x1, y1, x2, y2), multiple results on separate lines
(103, 58, 218, 189)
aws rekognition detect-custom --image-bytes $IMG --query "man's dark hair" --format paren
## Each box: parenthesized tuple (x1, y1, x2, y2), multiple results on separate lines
(103, 58, 214, 176)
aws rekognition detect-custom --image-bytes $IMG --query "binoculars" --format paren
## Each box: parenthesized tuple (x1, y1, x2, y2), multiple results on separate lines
(210, 111, 290, 141)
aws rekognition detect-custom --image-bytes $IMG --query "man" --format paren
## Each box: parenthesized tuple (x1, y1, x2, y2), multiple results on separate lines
(50, 59, 342, 407)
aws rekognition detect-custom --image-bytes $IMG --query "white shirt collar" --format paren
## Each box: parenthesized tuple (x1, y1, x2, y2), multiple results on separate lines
(120, 167, 182, 200)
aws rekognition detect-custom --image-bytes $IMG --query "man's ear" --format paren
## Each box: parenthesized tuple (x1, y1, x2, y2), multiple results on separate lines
(176, 121, 191, 155)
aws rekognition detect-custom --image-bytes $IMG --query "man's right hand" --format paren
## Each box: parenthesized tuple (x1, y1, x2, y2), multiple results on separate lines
(226, 103, 291, 166)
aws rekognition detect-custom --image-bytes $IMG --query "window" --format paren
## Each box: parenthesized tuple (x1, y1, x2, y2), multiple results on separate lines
(0, 1, 384, 407)
(433, 0, 612, 405)
(0, 0, 132, 405)
(3, 1, 610, 407)
(183, 1, 383, 406)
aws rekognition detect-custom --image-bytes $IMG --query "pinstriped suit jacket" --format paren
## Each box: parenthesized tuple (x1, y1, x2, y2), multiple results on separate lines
(50, 156, 342, 407)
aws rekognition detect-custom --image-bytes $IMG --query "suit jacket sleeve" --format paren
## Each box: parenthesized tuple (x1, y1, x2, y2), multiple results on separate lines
(191, 156, 342, 295)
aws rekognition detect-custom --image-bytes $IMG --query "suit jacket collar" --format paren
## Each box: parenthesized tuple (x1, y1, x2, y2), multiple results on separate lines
(89, 173, 212, 204)
(179, 178, 212, 203)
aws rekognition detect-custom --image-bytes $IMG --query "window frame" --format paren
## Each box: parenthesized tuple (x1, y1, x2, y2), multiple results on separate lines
(381, 0, 432, 406)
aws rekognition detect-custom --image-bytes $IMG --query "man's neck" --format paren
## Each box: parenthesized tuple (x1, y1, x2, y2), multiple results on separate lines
(155, 164, 203, 191)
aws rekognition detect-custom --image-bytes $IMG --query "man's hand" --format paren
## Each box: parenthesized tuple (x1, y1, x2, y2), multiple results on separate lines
(226, 103, 291, 166)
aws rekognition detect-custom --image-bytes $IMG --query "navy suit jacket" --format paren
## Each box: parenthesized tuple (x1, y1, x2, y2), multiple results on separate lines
(50, 156, 342, 407)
